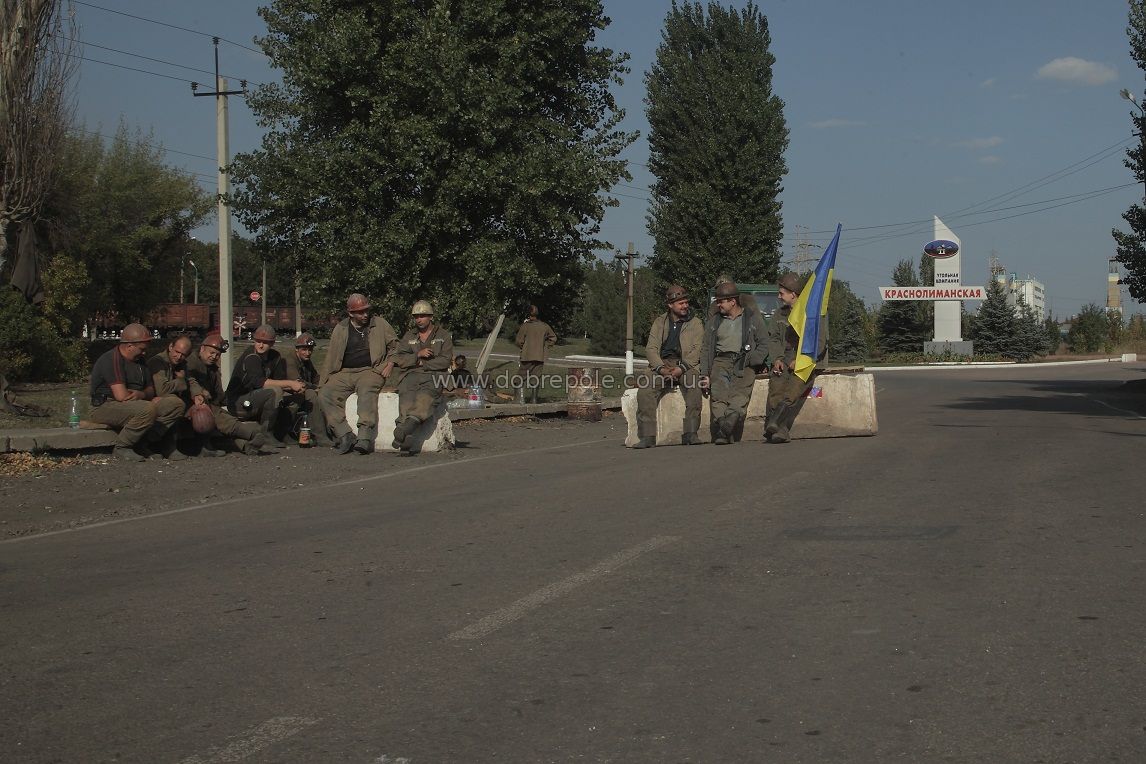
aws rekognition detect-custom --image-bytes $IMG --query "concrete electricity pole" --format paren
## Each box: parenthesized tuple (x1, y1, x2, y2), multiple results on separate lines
(192, 38, 246, 382)
(616, 242, 638, 375)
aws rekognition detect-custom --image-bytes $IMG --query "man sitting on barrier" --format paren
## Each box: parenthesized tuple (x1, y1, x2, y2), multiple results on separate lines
(88, 323, 185, 461)
(390, 299, 453, 454)
(632, 284, 704, 449)
(225, 324, 304, 449)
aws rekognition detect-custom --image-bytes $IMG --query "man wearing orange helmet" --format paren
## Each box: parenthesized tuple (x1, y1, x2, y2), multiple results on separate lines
(225, 324, 305, 448)
(390, 299, 454, 453)
(319, 293, 398, 455)
(87, 323, 185, 461)
(283, 332, 332, 447)
(186, 333, 269, 456)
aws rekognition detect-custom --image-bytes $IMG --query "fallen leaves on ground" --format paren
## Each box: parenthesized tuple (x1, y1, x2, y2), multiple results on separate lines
(0, 453, 82, 478)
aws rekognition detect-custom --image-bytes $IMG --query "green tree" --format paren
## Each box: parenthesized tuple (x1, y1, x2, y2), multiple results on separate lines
(1113, 0, 1146, 300)
(1043, 315, 1063, 354)
(1012, 296, 1048, 362)
(877, 260, 928, 354)
(827, 279, 869, 363)
(1106, 310, 1124, 352)
(970, 278, 1016, 357)
(1067, 304, 1109, 353)
(231, 0, 635, 335)
(44, 126, 212, 330)
(645, 1, 788, 301)
(582, 260, 627, 355)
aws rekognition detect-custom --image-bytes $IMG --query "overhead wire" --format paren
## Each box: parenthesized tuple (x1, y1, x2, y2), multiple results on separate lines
(71, 0, 263, 55)
(79, 39, 258, 84)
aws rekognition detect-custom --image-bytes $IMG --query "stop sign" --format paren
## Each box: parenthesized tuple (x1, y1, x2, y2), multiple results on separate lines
(249, 290, 261, 302)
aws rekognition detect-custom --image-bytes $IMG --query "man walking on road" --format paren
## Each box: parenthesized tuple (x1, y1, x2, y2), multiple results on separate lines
(515, 304, 556, 404)
(632, 285, 704, 448)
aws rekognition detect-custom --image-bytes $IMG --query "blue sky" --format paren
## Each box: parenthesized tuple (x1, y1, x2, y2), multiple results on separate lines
(71, 1, 1145, 317)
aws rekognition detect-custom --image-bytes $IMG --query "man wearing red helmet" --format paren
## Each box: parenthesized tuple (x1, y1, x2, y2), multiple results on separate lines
(319, 293, 398, 455)
(87, 323, 185, 461)
(186, 333, 269, 455)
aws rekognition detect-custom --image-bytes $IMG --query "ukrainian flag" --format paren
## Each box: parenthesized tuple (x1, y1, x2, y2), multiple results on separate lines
(788, 223, 841, 382)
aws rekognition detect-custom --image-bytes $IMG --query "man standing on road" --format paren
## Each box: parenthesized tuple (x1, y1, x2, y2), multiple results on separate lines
(699, 281, 769, 445)
(632, 285, 704, 449)
(145, 334, 194, 460)
(514, 304, 557, 404)
(187, 334, 268, 456)
(88, 323, 185, 461)
(390, 300, 454, 454)
(765, 272, 824, 443)
(283, 332, 332, 447)
(225, 325, 304, 449)
(319, 293, 398, 455)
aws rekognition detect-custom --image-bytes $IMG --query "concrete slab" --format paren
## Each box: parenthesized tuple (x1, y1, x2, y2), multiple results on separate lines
(345, 392, 454, 453)
(622, 373, 879, 447)
(0, 428, 117, 454)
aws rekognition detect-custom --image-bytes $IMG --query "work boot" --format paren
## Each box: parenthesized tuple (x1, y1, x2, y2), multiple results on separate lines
(353, 426, 376, 455)
(240, 432, 270, 455)
(765, 403, 788, 437)
(632, 436, 656, 449)
(157, 429, 188, 461)
(334, 431, 356, 455)
(113, 445, 146, 462)
(770, 427, 791, 444)
(391, 416, 419, 451)
(681, 433, 701, 446)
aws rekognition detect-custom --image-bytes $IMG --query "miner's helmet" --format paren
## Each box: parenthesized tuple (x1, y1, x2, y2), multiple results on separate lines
(119, 323, 151, 343)
(777, 272, 803, 295)
(665, 284, 688, 304)
(295, 332, 316, 348)
(253, 324, 277, 343)
(713, 281, 740, 300)
(202, 333, 229, 352)
(346, 293, 371, 312)
(411, 300, 433, 316)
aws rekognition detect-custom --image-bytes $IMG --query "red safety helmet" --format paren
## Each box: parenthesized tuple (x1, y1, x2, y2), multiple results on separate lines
(252, 324, 276, 343)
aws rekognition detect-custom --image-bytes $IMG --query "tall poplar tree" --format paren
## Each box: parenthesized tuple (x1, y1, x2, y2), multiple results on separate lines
(645, 1, 788, 300)
(1113, 0, 1146, 300)
(231, 0, 636, 334)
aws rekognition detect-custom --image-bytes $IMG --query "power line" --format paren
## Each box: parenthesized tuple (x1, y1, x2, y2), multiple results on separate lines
(71, 127, 218, 162)
(72, 0, 263, 55)
(80, 39, 257, 84)
(61, 50, 197, 84)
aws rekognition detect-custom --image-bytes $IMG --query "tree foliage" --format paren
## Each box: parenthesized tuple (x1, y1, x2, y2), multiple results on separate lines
(44, 125, 213, 332)
(1011, 296, 1049, 362)
(1067, 303, 1110, 353)
(231, 0, 636, 336)
(1113, 0, 1146, 301)
(877, 260, 928, 354)
(645, 1, 788, 301)
(827, 279, 870, 363)
(970, 278, 1017, 357)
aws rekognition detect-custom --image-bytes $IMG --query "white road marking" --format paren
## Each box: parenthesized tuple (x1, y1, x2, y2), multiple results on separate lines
(178, 716, 319, 763)
(448, 535, 679, 641)
(1067, 393, 1146, 420)
(3, 438, 606, 544)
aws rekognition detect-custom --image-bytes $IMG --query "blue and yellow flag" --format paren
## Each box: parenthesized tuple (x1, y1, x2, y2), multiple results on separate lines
(788, 223, 841, 382)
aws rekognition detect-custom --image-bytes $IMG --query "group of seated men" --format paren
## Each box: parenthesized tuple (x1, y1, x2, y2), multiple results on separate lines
(87, 293, 454, 460)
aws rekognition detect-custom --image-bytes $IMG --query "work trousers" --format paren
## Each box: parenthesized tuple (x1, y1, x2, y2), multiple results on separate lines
(231, 387, 282, 424)
(708, 356, 757, 441)
(517, 360, 545, 403)
(635, 367, 702, 439)
(89, 397, 185, 447)
(320, 367, 385, 437)
(766, 368, 816, 432)
(396, 371, 442, 424)
(284, 388, 331, 444)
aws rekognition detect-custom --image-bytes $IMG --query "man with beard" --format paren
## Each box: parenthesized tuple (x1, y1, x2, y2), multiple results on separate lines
(699, 281, 769, 445)
(88, 323, 185, 461)
(225, 324, 304, 449)
(319, 293, 398, 455)
(390, 300, 454, 454)
(186, 333, 268, 456)
(631, 285, 704, 449)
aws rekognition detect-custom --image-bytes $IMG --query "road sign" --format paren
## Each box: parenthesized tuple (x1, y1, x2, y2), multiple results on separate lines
(249, 290, 261, 302)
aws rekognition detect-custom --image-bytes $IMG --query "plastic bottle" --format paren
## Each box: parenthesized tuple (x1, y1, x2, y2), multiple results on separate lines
(298, 411, 312, 447)
(468, 385, 483, 409)
(68, 391, 80, 429)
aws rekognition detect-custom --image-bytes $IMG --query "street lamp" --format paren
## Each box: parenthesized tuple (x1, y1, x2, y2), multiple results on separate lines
(188, 260, 199, 304)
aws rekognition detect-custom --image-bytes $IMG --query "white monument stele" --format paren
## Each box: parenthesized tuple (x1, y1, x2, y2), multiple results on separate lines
(877, 216, 985, 356)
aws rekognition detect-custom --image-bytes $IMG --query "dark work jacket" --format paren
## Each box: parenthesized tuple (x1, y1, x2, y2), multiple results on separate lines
(768, 303, 827, 366)
(225, 348, 286, 408)
(699, 300, 769, 376)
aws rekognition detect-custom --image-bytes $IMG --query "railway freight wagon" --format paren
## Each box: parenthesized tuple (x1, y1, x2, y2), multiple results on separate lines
(92, 303, 337, 338)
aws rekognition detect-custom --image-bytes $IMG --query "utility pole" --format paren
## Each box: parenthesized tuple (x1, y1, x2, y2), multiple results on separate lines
(294, 280, 302, 337)
(192, 38, 246, 382)
(260, 259, 267, 327)
(792, 225, 820, 274)
(616, 242, 638, 375)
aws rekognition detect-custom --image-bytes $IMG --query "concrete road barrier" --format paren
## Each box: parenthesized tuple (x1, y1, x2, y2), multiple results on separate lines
(345, 392, 454, 453)
(622, 373, 878, 446)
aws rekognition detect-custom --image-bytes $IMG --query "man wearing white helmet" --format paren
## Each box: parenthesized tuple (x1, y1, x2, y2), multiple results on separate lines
(390, 299, 454, 453)
(319, 293, 398, 455)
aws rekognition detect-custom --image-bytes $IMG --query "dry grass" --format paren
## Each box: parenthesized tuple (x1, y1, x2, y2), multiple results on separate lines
(0, 452, 83, 478)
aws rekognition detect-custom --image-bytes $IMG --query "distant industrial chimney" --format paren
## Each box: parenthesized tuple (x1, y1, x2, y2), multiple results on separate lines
(1107, 258, 1123, 318)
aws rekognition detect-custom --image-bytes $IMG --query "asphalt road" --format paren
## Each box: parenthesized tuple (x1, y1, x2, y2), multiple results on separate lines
(3, 362, 1146, 763)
